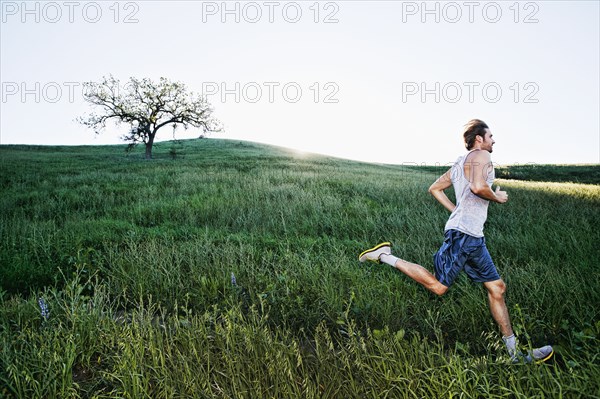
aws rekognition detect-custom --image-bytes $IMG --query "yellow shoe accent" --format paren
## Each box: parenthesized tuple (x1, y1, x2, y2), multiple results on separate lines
(535, 348, 554, 364)
(358, 242, 391, 263)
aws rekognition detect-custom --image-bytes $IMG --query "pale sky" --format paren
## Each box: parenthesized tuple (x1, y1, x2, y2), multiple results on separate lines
(1, 0, 599, 165)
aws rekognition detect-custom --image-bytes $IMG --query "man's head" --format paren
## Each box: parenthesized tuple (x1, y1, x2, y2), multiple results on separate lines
(463, 119, 495, 153)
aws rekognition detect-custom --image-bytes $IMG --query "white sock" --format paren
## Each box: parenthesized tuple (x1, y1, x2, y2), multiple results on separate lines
(503, 334, 517, 357)
(379, 254, 399, 267)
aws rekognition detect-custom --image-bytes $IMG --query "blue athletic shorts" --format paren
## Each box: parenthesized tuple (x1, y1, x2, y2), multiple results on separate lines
(433, 229, 501, 287)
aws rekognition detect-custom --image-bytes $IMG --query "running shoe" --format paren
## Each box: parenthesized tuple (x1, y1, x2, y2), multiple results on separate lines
(358, 242, 391, 263)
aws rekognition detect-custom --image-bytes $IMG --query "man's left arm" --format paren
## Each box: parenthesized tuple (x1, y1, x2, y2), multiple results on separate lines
(470, 151, 508, 204)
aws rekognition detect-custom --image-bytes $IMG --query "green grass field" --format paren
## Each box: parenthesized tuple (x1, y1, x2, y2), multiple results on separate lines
(1, 139, 599, 398)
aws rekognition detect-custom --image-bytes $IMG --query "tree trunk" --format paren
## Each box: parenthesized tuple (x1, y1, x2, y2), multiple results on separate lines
(145, 134, 155, 160)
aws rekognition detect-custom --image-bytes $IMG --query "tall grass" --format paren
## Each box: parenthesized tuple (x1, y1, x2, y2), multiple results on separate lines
(1, 139, 599, 398)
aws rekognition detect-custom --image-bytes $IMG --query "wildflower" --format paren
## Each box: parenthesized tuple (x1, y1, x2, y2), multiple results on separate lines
(38, 297, 49, 321)
(231, 272, 237, 287)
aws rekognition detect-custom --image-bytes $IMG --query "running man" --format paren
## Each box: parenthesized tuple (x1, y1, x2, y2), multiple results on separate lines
(359, 119, 553, 363)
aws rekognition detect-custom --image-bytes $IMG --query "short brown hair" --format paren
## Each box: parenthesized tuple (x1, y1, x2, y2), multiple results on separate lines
(463, 119, 489, 150)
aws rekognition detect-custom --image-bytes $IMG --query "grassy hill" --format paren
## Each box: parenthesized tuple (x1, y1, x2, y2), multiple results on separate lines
(1, 139, 599, 398)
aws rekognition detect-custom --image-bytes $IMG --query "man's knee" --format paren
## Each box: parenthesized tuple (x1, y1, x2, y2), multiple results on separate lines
(432, 283, 449, 296)
(486, 279, 506, 299)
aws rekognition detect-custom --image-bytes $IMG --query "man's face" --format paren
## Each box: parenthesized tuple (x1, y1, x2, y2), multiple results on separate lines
(481, 129, 495, 153)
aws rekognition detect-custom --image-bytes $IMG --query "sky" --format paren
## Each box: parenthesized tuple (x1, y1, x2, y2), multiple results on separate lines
(1, 0, 599, 166)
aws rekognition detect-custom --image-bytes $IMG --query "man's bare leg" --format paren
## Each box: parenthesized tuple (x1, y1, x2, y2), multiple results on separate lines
(358, 243, 448, 296)
(483, 279, 513, 337)
(390, 258, 448, 296)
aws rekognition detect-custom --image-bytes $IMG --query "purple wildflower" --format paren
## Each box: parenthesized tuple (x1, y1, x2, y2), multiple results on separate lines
(231, 272, 237, 287)
(38, 298, 49, 321)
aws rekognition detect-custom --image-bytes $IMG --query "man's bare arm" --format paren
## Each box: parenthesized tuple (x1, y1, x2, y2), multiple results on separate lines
(428, 168, 456, 212)
(468, 151, 508, 203)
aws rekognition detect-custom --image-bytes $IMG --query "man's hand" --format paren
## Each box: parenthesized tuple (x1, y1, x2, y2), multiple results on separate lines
(494, 186, 508, 203)
(467, 150, 507, 204)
